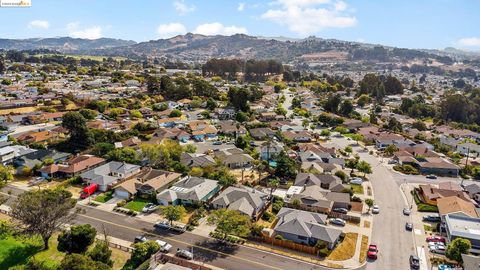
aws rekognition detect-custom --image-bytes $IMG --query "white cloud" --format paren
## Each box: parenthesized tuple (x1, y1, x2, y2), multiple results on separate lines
(157, 23, 187, 38)
(457, 37, 480, 47)
(261, 0, 356, 36)
(173, 0, 195, 15)
(28, 20, 49, 29)
(237, 2, 245, 11)
(67, 22, 102, 39)
(193, 22, 247, 36)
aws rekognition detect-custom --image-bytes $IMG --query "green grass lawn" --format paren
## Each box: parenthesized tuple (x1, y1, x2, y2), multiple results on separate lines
(33, 233, 65, 268)
(124, 198, 152, 212)
(94, 191, 114, 203)
(0, 236, 43, 269)
(350, 184, 364, 195)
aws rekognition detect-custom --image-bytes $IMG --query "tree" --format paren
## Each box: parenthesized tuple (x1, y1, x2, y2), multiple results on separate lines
(384, 144, 399, 156)
(268, 178, 280, 198)
(339, 100, 354, 116)
(106, 147, 139, 164)
(162, 205, 186, 226)
(88, 241, 113, 266)
(384, 117, 403, 133)
(384, 75, 404, 95)
(57, 224, 97, 254)
(235, 135, 250, 150)
(356, 160, 372, 176)
(235, 112, 249, 123)
(0, 164, 14, 188)
(0, 57, 5, 74)
(129, 110, 143, 119)
(365, 198, 374, 212)
(274, 151, 297, 179)
(11, 189, 76, 249)
(126, 241, 160, 269)
(62, 111, 93, 151)
(169, 109, 182, 118)
(320, 129, 331, 137)
(446, 238, 471, 263)
(357, 94, 371, 107)
(323, 94, 341, 113)
(208, 209, 251, 239)
(189, 167, 203, 177)
(59, 254, 110, 270)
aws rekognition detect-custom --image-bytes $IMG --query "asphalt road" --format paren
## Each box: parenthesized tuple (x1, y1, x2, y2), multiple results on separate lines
(1, 185, 365, 270)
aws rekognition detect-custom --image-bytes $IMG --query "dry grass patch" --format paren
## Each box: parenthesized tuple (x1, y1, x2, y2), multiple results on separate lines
(364, 220, 371, 228)
(110, 246, 130, 270)
(327, 233, 358, 261)
(359, 235, 369, 263)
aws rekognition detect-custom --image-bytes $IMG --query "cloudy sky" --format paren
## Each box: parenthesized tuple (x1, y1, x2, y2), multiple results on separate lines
(0, 0, 479, 50)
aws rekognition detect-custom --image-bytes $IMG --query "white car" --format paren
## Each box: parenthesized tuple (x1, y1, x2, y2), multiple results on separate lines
(428, 243, 446, 254)
(176, 248, 193, 260)
(329, 218, 346, 226)
(403, 207, 411, 216)
(372, 205, 380, 214)
(155, 240, 173, 253)
(350, 178, 363, 185)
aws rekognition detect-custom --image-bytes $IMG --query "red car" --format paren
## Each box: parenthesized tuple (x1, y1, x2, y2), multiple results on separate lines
(426, 236, 446, 243)
(367, 244, 378, 259)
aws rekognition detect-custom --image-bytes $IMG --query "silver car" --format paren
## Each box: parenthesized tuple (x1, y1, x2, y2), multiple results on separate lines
(176, 248, 193, 260)
(330, 218, 346, 226)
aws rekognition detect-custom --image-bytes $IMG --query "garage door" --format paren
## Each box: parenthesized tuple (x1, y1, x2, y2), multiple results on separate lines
(114, 189, 130, 199)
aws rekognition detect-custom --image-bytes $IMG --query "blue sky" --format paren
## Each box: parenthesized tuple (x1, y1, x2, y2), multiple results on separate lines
(0, 0, 479, 50)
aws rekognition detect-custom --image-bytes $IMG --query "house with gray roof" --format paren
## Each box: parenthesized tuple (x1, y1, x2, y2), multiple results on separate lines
(213, 148, 254, 169)
(180, 152, 216, 168)
(273, 207, 342, 249)
(211, 186, 269, 219)
(80, 161, 141, 191)
(156, 176, 220, 206)
(444, 214, 480, 254)
(294, 173, 346, 192)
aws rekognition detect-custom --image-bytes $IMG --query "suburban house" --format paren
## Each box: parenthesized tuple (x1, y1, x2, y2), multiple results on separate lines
(437, 196, 479, 222)
(418, 183, 470, 205)
(180, 152, 216, 168)
(189, 120, 218, 141)
(113, 168, 181, 198)
(156, 176, 220, 206)
(444, 214, 480, 254)
(217, 120, 247, 136)
(249, 127, 276, 140)
(259, 142, 283, 161)
(294, 173, 346, 192)
(16, 130, 62, 145)
(0, 146, 15, 165)
(464, 183, 480, 203)
(152, 128, 190, 143)
(114, 136, 142, 149)
(282, 130, 313, 142)
(80, 161, 141, 191)
(210, 186, 269, 220)
(214, 108, 236, 120)
(14, 149, 70, 172)
(38, 154, 106, 179)
(461, 254, 480, 270)
(273, 207, 342, 249)
(213, 148, 254, 169)
(287, 185, 350, 214)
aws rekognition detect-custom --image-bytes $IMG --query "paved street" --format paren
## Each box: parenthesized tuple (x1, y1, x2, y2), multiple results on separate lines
(1, 185, 365, 270)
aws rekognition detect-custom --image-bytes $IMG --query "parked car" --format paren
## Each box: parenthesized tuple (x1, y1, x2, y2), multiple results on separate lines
(367, 244, 378, 259)
(142, 203, 158, 213)
(155, 240, 173, 253)
(350, 178, 363, 185)
(154, 220, 170, 230)
(213, 141, 222, 145)
(329, 218, 346, 226)
(428, 242, 445, 250)
(372, 205, 380, 214)
(28, 177, 46, 187)
(429, 243, 446, 254)
(405, 222, 413, 231)
(423, 215, 441, 222)
(426, 174, 437, 179)
(80, 183, 98, 199)
(134, 235, 148, 243)
(176, 248, 193, 260)
(332, 208, 348, 214)
(403, 207, 411, 216)
(170, 224, 187, 233)
(409, 255, 420, 269)
(426, 235, 446, 243)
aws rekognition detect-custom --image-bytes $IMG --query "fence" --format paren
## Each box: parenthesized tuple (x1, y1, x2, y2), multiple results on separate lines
(252, 235, 319, 255)
(96, 239, 135, 253)
(150, 252, 212, 270)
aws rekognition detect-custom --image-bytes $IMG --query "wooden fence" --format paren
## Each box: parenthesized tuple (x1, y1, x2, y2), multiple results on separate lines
(96, 239, 135, 253)
(253, 235, 319, 255)
(150, 252, 212, 270)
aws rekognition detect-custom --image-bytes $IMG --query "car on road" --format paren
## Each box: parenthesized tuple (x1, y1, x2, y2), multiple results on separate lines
(176, 248, 193, 260)
(212, 141, 222, 145)
(350, 178, 363, 185)
(367, 244, 378, 259)
(409, 255, 420, 269)
(154, 220, 170, 230)
(134, 235, 148, 243)
(405, 222, 413, 231)
(372, 205, 380, 214)
(332, 208, 348, 214)
(423, 215, 441, 222)
(403, 207, 411, 216)
(426, 235, 446, 243)
(426, 174, 437, 179)
(142, 203, 158, 213)
(155, 240, 173, 253)
(329, 218, 346, 226)
(170, 224, 187, 233)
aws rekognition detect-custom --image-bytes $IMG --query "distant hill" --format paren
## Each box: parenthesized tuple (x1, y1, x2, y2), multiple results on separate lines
(0, 37, 136, 53)
(1, 34, 478, 64)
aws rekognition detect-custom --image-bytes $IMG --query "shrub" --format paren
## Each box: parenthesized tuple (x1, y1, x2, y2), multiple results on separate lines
(262, 211, 275, 222)
(116, 200, 126, 207)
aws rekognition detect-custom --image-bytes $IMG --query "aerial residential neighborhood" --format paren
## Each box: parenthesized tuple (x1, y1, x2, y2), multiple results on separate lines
(0, 1, 480, 270)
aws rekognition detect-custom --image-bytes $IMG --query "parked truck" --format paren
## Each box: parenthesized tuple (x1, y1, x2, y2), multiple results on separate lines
(80, 183, 98, 199)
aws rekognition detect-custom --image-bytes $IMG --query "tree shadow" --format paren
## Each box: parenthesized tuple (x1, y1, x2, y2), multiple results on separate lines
(192, 239, 240, 263)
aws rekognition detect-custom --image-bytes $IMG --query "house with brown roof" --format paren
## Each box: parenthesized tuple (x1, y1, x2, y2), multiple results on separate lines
(17, 130, 61, 145)
(189, 120, 218, 141)
(38, 154, 106, 179)
(113, 168, 181, 198)
(114, 136, 142, 149)
(282, 130, 313, 142)
(418, 183, 470, 205)
(437, 196, 478, 221)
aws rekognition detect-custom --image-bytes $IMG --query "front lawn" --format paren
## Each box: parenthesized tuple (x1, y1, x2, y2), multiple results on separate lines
(124, 198, 152, 212)
(0, 236, 43, 269)
(94, 190, 114, 203)
(411, 190, 438, 212)
(327, 233, 358, 261)
(350, 184, 364, 195)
